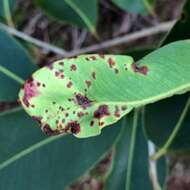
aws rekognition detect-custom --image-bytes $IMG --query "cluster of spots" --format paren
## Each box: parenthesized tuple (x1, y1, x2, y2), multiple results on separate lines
(85, 55, 97, 61)
(42, 124, 61, 136)
(65, 121, 80, 134)
(131, 63, 148, 75)
(107, 57, 120, 74)
(94, 105, 110, 119)
(75, 93, 92, 109)
(22, 77, 39, 108)
(54, 69, 64, 79)
(124, 64, 128, 71)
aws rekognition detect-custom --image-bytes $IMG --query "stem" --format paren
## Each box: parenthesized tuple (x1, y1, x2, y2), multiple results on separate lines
(0, 106, 23, 117)
(142, 107, 162, 190)
(151, 96, 190, 160)
(125, 109, 139, 190)
(0, 21, 175, 56)
(0, 65, 25, 85)
(0, 134, 66, 170)
(3, 0, 14, 27)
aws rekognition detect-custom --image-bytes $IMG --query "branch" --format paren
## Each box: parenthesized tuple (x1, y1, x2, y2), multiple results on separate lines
(0, 20, 176, 57)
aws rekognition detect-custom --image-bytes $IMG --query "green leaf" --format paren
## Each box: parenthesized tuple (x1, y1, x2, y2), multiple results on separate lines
(144, 93, 190, 150)
(0, 108, 121, 189)
(0, 29, 37, 101)
(112, 0, 154, 14)
(35, 0, 98, 35)
(0, 0, 15, 19)
(104, 111, 166, 190)
(18, 40, 190, 138)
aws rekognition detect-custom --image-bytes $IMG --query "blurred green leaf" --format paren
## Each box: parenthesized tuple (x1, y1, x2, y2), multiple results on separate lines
(0, 0, 15, 19)
(112, 0, 154, 14)
(144, 93, 190, 150)
(104, 111, 166, 190)
(35, 0, 98, 35)
(0, 29, 37, 101)
(161, 0, 190, 45)
(0, 108, 121, 190)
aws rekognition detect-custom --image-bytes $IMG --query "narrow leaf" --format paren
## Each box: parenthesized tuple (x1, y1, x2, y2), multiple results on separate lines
(35, 0, 98, 34)
(0, 29, 37, 101)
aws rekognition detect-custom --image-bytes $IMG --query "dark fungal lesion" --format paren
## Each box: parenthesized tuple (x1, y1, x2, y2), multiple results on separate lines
(65, 121, 80, 134)
(75, 93, 93, 109)
(131, 63, 149, 75)
(94, 105, 110, 119)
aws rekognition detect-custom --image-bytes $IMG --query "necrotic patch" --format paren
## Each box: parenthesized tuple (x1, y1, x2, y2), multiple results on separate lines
(94, 105, 110, 119)
(66, 121, 80, 134)
(131, 63, 148, 75)
(22, 77, 39, 107)
(75, 93, 92, 109)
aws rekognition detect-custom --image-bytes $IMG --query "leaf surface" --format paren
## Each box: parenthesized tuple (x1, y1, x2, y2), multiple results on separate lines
(19, 41, 190, 138)
(0, 29, 37, 101)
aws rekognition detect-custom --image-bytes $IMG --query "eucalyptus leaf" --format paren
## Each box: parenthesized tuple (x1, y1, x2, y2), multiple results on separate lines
(18, 40, 190, 138)
(112, 0, 154, 14)
(35, 0, 98, 35)
(0, 29, 37, 101)
(104, 111, 166, 190)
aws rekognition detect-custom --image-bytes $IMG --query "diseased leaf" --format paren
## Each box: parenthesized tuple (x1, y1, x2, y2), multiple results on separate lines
(0, 108, 121, 190)
(0, 29, 37, 101)
(35, 0, 98, 35)
(19, 40, 190, 138)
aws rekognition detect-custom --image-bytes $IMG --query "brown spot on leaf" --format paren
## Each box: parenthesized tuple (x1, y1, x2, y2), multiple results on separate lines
(108, 58, 115, 68)
(66, 121, 80, 134)
(131, 63, 148, 75)
(92, 72, 96, 79)
(94, 105, 110, 119)
(77, 112, 84, 118)
(32, 116, 42, 124)
(42, 124, 60, 136)
(99, 54, 105, 59)
(99, 121, 104, 126)
(75, 93, 92, 109)
(67, 81, 73, 88)
(114, 106, 120, 118)
(114, 68, 119, 74)
(22, 77, 39, 107)
(90, 55, 96, 60)
(70, 64, 77, 71)
(85, 80, 92, 88)
(121, 106, 127, 111)
(90, 120, 94, 127)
